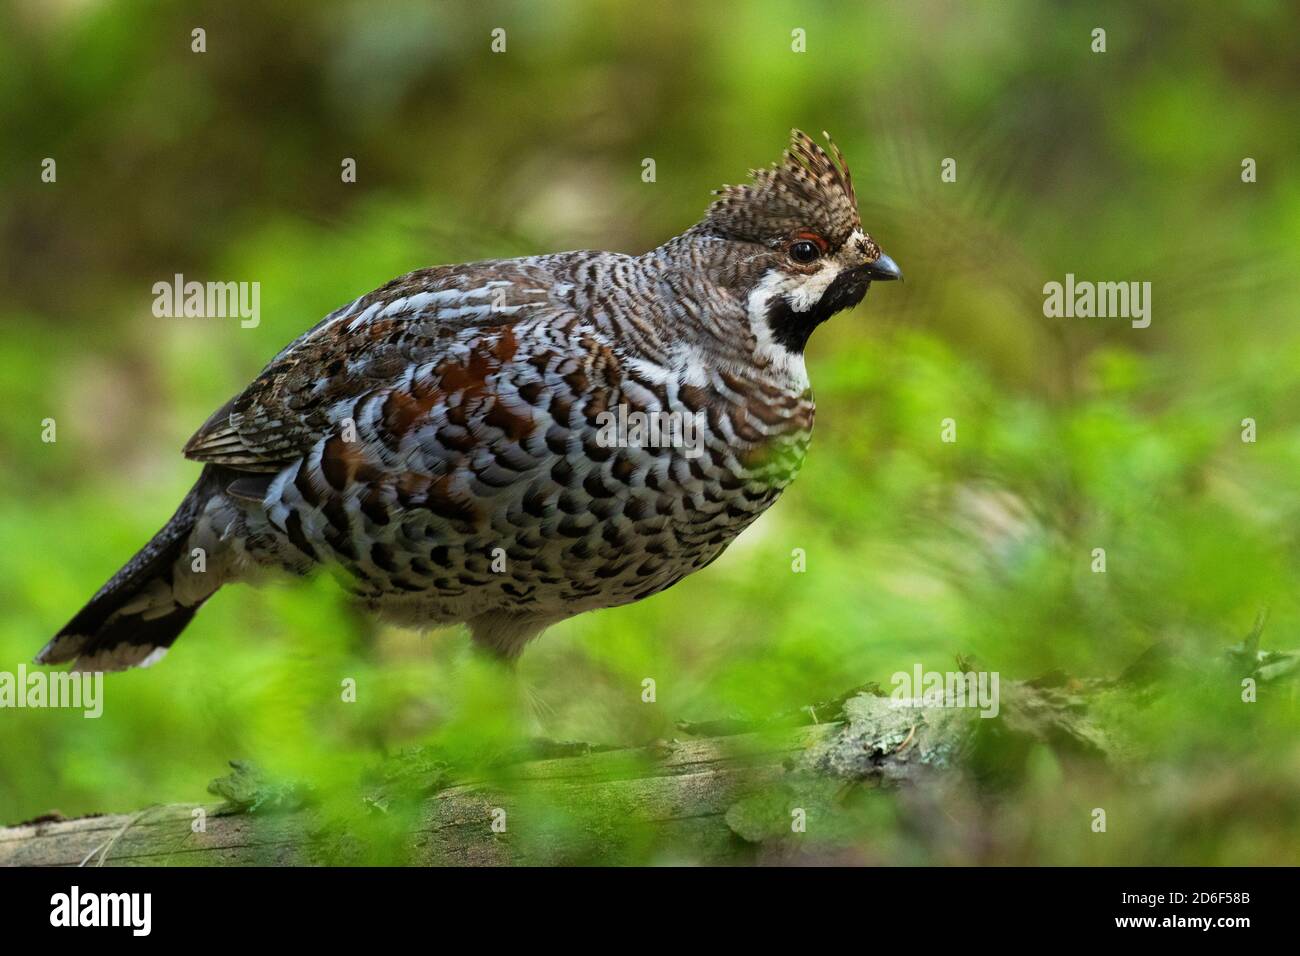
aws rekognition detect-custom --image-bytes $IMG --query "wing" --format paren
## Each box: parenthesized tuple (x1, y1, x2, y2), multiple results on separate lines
(183, 258, 581, 473)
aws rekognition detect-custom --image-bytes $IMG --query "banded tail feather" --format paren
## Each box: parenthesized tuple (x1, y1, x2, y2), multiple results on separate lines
(36, 467, 229, 672)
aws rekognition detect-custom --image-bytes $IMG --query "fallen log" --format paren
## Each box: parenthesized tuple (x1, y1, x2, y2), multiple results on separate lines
(2, 633, 1292, 866)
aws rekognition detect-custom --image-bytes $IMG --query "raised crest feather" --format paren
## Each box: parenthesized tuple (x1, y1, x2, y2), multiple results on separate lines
(701, 129, 862, 246)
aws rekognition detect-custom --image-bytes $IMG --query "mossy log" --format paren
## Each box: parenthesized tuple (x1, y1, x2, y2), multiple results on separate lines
(2, 636, 1292, 866)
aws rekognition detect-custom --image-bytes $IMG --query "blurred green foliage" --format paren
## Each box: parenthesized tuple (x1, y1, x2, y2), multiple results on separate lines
(1, 0, 1298, 864)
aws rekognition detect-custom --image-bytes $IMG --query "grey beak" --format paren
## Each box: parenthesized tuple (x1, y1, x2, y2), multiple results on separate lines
(864, 252, 902, 282)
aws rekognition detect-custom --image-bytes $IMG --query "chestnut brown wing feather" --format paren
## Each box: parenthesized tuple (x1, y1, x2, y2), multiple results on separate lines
(183, 261, 564, 473)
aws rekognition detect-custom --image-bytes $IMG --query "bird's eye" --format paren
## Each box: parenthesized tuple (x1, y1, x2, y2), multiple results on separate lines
(789, 239, 821, 264)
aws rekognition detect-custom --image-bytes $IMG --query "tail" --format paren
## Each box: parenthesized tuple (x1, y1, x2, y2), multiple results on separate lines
(37, 467, 229, 672)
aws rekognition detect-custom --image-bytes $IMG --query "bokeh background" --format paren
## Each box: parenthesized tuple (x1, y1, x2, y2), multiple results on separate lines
(2, 0, 1298, 864)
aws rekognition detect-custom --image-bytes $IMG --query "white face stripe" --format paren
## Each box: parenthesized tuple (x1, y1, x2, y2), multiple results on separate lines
(745, 270, 810, 386)
(785, 263, 842, 312)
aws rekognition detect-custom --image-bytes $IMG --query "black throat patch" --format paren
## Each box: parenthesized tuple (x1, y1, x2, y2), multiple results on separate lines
(765, 269, 871, 353)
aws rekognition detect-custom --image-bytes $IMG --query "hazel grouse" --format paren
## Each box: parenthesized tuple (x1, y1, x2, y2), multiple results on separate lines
(38, 130, 900, 672)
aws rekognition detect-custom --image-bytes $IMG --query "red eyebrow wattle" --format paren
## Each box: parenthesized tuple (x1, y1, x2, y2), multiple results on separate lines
(794, 231, 828, 251)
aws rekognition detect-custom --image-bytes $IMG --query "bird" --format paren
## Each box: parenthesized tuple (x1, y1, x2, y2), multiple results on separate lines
(37, 129, 900, 673)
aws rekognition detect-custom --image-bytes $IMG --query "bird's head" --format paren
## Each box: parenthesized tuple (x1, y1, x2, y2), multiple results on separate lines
(698, 129, 900, 353)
